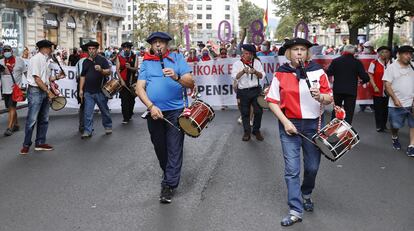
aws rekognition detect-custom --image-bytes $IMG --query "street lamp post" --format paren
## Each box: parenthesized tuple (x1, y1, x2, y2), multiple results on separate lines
(167, 0, 170, 34)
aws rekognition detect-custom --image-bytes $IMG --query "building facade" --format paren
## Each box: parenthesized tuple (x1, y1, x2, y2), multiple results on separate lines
(122, 0, 241, 47)
(0, 0, 126, 54)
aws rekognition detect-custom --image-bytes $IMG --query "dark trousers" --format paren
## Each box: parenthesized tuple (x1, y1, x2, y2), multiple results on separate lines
(147, 108, 184, 188)
(119, 88, 135, 121)
(332, 93, 357, 124)
(238, 87, 263, 133)
(373, 96, 389, 130)
(78, 102, 84, 131)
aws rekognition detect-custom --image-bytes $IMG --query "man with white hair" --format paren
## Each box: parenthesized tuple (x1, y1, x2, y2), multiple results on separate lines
(383, 45, 414, 156)
(326, 44, 370, 124)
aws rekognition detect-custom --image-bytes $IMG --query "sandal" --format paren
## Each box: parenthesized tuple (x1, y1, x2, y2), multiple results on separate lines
(280, 214, 302, 226)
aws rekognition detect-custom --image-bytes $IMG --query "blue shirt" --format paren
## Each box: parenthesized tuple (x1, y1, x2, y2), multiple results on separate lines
(139, 53, 192, 111)
(256, 51, 276, 56)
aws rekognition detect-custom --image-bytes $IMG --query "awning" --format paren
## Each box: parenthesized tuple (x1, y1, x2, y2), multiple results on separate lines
(67, 16, 76, 29)
(44, 13, 58, 29)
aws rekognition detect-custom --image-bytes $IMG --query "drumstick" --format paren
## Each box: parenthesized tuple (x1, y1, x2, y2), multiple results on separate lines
(52, 54, 66, 76)
(296, 132, 317, 146)
(163, 117, 181, 131)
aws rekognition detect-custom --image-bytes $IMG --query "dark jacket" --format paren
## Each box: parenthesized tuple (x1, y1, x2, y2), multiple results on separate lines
(326, 54, 370, 96)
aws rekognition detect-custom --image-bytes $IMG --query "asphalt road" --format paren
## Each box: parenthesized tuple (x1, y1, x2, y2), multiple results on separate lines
(0, 108, 413, 231)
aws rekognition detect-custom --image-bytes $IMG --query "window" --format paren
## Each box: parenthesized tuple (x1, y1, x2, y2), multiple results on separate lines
(206, 5, 212, 10)
(197, 4, 202, 10)
(128, 24, 131, 30)
(225, 14, 230, 20)
(206, 23, 212, 29)
(197, 23, 202, 29)
(197, 14, 202, 19)
(206, 14, 212, 19)
(225, 5, 230, 10)
(133, 5, 137, 11)
(128, 15, 131, 20)
(123, 25, 125, 30)
(128, 6, 131, 11)
(188, 4, 193, 10)
(207, 33, 213, 38)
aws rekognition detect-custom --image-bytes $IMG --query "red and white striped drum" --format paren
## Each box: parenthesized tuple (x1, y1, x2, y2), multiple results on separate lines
(178, 100, 215, 138)
(312, 118, 360, 161)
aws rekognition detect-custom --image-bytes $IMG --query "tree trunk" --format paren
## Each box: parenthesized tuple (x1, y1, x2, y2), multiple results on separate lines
(387, 11, 396, 48)
(347, 23, 359, 45)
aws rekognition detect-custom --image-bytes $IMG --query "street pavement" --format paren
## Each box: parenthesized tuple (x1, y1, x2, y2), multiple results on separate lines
(0, 107, 413, 231)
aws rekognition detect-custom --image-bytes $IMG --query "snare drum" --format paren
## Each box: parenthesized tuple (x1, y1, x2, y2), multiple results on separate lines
(312, 118, 360, 161)
(257, 86, 270, 109)
(50, 96, 67, 111)
(102, 79, 122, 98)
(178, 100, 215, 137)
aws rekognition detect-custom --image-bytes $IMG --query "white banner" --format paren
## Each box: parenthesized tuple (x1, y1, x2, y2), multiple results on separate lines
(51, 54, 375, 109)
(52, 57, 288, 109)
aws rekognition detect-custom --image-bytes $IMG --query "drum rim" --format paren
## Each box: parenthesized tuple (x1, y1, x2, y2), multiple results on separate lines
(178, 116, 201, 138)
(50, 96, 67, 111)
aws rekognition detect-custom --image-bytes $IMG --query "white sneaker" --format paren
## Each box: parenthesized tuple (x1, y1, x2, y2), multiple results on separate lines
(237, 116, 242, 124)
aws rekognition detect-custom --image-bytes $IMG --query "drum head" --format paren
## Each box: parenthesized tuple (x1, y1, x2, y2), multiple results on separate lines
(51, 96, 67, 111)
(178, 117, 200, 137)
(314, 137, 336, 161)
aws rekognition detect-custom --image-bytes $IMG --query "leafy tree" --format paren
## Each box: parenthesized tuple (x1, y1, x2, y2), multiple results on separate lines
(372, 0, 414, 47)
(275, 14, 296, 41)
(134, 3, 167, 43)
(169, 1, 193, 46)
(273, 0, 377, 44)
(239, 0, 265, 43)
(374, 33, 408, 47)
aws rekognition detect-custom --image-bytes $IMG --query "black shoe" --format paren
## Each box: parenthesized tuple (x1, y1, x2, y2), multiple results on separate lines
(160, 185, 174, 203)
(12, 125, 20, 132)
(4, 128, 13, 136)
(242, 132, 251, 141)
(252, 131, 264, 141)
(303, 198, 314, 212)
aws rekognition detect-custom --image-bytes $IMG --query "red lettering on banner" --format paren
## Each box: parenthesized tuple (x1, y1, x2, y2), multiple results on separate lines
(219, 65, 224, 75)
(196, 65, 203, 75)
(203, 65, 210, 75)
(211, 65, 217, 75)
(227, 64, 232, 75)
(263, 63, 275, 74)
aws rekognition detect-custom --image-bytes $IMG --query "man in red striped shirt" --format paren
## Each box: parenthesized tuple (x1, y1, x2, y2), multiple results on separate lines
(368, 46, 392, 132)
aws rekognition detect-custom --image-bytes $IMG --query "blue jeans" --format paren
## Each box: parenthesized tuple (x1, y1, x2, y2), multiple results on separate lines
(279, 119, 321, 218)
(388, 107, 414, 129)
(23, 86, 50, 147)
(146, 109, 184, 188)
(83, 92, 112, 134)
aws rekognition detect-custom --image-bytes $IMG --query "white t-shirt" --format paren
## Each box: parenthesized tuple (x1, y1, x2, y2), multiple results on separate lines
(231, 59, 265, 89)
(382, 61, 414, 107)
(0, 57, 27, 94)
(27, 52, 52, 87)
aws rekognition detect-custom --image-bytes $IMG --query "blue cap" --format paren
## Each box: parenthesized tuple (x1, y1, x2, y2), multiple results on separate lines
(146, 32, 173, 44)
(241, 44, 256, 53)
